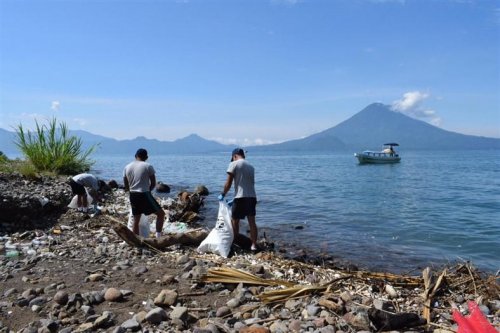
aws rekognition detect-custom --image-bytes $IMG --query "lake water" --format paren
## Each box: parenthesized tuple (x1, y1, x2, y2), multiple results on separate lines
(91, 150, 500, 274)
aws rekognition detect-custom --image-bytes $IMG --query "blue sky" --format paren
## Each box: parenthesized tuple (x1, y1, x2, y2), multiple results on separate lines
(1, 0, 499, 145)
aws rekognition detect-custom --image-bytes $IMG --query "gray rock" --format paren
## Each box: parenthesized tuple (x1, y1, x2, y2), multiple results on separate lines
(170, 306, 188, 321)
(4, 288, 17, 297)
(342, 310, 370, 331)
(306, 304, 320, 316)
(270, 320, 289, 333)
(39, 319, 59, 332)
(28, 296, 47, 307)
(226, 298, 240, 309)
(94, 311, 114, 328)
(121, 318, 141, 331)
(319, 325, 336, 333)
(133, 266, 148, 275)
(81, 305, 95, 317)
(176, 254, 190, 265)
(145, 307, 168, 324)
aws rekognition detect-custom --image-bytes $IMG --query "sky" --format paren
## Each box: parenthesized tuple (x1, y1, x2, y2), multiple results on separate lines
(0, 0, 499, 146)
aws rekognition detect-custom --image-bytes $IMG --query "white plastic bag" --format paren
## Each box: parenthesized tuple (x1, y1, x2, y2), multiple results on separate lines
(197, 201, 234, 258)
(127, 211, 150, 238)
(67, 190, 93, 209)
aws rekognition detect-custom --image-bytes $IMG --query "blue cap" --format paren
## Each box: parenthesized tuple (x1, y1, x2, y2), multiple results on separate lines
(231, 148, 245, 161)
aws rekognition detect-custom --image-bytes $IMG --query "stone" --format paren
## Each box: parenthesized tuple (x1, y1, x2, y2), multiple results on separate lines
(226, 298, 240, 308)
(134, 310, 147, 323)
(94, 311, 114, 328)
(121, 318, 141, 331)
(75, 322, 94, 332)
(133, 266, 148, 275)
(88, 273, 104, 282)
(176, 254, 190, 264)
(194, 185, 209, 196)
(22, 288, 36, 299)
(288, 319, 302, 332)
(156, 182, 170, 193)
(39, 319, 59, 332)
(4, 288, 17, 297)
(216, 306, 231, 317)
(269, 320, 288, 333)
(29, 296, 47, 307)
(306, 304, 320, 316)
(170, 306, 188, 321)
(53, 290, 69, 305)
(145, 307, 168, 324)
(343, 310, 371, 331)
(154, 289, 178, 307)
(104, 288, 123, 302)
(160, 274, 176, 285)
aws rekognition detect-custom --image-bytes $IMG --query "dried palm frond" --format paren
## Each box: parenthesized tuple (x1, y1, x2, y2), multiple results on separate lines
(259, 284, 329, 303)
(201, 267, 295, 287)
(259, 275, 351, 304)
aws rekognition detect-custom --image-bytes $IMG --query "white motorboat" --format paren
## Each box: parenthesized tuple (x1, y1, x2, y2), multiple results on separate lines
(355, 143, 401, 164)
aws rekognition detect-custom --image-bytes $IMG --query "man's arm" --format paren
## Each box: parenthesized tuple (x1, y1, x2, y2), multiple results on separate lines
(149, 174, 156, 192)
(123, 177, 130, 192)
(222, 172, 234, 196)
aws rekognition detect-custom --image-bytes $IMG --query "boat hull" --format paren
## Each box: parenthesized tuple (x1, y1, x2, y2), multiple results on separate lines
(355, 152, 401, 164)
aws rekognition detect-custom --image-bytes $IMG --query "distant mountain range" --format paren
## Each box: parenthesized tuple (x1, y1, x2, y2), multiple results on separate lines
(1, 103, 499, 156)
(248, 103, 500, 151)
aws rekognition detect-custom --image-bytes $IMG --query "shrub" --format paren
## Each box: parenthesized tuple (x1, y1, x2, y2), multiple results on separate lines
(14, 118, 98, 175)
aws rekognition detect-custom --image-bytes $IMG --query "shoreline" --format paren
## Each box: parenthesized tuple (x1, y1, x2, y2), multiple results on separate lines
(0, 172, 498, 332)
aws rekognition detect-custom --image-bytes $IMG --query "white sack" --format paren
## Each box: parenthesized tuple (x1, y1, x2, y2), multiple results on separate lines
(127, 211, 150, 238)
(197, 201, 233, 258)
(67, 190, 93, 209)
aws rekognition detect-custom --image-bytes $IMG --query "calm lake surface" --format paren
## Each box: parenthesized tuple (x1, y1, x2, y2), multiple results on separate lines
(92, 150, 500, 274)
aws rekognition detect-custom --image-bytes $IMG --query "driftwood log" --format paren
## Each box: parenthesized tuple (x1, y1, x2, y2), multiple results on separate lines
(107, 215, 253, 251)
(107, 216, 208, 251)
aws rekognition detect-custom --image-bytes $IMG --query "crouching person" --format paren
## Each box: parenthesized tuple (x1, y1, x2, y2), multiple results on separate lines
(68, 173, 101, 213)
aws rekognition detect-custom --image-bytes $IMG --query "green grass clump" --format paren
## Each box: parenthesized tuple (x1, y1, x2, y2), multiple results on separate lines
(14, 118, 98, 175)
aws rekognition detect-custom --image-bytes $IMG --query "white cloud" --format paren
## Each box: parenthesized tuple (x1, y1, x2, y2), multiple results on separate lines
(391, 91, 441, 126)
(51, 101, 60, 111)
(391, 91, 428, 111)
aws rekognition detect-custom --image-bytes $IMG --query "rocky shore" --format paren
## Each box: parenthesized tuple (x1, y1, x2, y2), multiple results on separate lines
(0, 173, 498, 333)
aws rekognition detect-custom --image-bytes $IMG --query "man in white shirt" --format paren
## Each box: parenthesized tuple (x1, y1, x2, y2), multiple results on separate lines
(123, 148, 165, 238)
(219, 148, 258, 251)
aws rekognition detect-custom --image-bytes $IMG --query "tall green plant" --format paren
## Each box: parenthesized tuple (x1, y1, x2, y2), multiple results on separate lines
(14, 118, 98, 175)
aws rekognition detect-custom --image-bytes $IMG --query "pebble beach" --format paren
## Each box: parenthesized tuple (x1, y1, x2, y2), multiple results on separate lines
(0, 173, 498, 333)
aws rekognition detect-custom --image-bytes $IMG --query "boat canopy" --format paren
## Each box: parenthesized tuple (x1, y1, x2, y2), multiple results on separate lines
(383, 143, 399, 146)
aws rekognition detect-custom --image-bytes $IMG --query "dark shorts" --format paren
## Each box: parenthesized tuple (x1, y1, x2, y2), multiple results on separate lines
(69, 179, 86, 195)
(232, 197, 257, 220)
(129, 191, 161, 216)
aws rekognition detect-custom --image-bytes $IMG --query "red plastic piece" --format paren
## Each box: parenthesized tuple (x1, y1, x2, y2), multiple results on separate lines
(452, 301, 498, 333)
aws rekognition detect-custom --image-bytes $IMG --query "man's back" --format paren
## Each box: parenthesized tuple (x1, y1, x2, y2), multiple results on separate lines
(228, 159, 256, 198)
(124, 161, 155, 192)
